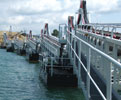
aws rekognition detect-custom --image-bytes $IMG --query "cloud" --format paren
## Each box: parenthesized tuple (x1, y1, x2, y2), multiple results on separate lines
(0, 0, 121, 34)
(8, 16, 24, 24)
(87, 0, 121, 14)
(4, 0, 79, 33)
(9, 0, 62, 15)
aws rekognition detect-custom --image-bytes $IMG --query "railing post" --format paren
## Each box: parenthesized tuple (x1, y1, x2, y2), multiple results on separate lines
(69, 34, 71, 54)
(113, 44, 118, 60)
(78, 40, 82, 87)
(111, 27, 115, 38)
(74, 37, 76, 70)
(106, 61, 112, 100)
(67, 33, 69, 52)
(102, 41, 109, 80)
(101, 26, 105, 36)
(70, 34, 73, 58)
(95, 26, 97, 34)
(113, 44, 118, 91)
(87, 47, 91, 99)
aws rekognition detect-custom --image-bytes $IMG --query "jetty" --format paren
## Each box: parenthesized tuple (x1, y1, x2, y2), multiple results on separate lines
(0, 0, 121, 100)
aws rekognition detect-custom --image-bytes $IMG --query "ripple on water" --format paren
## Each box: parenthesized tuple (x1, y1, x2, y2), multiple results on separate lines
(0, 49, 85, 100)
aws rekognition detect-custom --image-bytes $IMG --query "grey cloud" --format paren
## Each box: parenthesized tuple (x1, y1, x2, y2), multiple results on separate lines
(0, 0, 121, 35)
(87, 0, 121, 15)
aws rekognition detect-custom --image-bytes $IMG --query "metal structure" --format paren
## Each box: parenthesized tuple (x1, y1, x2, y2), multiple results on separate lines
(3, 32, 15, 52)
(67, 25, 121, 100)
(65, 0, 121, 99)
(1, 0, 121, 100)
(14, 39, 26, 55)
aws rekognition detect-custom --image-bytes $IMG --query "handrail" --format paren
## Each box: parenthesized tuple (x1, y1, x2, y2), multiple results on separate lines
(43, 40, 57, 51)
(67, 39, 107, 100)
(68, 30, 121, 69)
(14, 40, 23, 47)
(67, 29, 121, 100)
(77, 24, 121, 37)
(28, 39, 36, 45)
(43, 36, 61, 48)
(26, 39, 37, 51)
(89, 23, 121, 27)
(76, 29, 121, 46)
(42, 39, 58, 56)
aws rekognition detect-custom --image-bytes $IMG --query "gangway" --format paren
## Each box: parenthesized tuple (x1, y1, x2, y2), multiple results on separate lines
(61, 0, 121, 99)
(14, 39, 26, 55)
(26, 31, 40, 62)
(2, 0, 121, 99)
(3, 32, 14, 51)
(41, 23, 61, 58)
(3, 32, 15, 52)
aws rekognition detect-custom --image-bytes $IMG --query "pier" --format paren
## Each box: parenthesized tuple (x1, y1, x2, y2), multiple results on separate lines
(0, 0, 121, 100)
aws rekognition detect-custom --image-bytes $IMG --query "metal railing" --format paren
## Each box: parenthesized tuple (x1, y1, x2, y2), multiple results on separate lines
(14, 39, 24, 48)
(43, 35, 61, 47)
(27, 39, 36, 50)
(66, 29, 121, 100)
(42, 39, 59, 57)
(76, 24, 121, 65)
(77, 24, 121, 40)
(41, 36, 61, 57)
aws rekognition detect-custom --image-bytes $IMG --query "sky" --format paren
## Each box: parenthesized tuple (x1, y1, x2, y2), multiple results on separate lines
(0, 0, 121, 35)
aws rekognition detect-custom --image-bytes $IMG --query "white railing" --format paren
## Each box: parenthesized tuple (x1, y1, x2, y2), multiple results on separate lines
(3, 32, 8, 44)
(76, 24, 121, 92)
(77, 24, 121, 40)
(14, 39, 23, 48)
(67, 29, 121, 100)
(43, 35, 61, 48)
(76, 25, 121, 66)
(27, 39, 36, 50)
(42, 39, 59, 57)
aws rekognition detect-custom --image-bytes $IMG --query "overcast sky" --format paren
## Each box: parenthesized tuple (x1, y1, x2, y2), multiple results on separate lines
(0, 0, 121, 35)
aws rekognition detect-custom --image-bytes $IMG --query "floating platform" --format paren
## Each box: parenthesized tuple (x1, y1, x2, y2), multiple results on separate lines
(16, 48, 26, 56)
(26, 52, 39, 62)
(40, 64, 78, 87)
(6, 46, 14, 52)
(0, 45, 6, 49)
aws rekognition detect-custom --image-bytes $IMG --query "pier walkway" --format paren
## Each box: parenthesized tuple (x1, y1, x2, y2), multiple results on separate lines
(1, 0, 121, 100)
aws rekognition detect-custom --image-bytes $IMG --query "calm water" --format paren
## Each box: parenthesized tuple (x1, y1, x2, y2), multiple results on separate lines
(0, 49, 85, 100)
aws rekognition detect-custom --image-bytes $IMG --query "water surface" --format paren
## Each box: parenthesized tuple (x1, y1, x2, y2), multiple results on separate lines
(0, 49, 85, 100)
